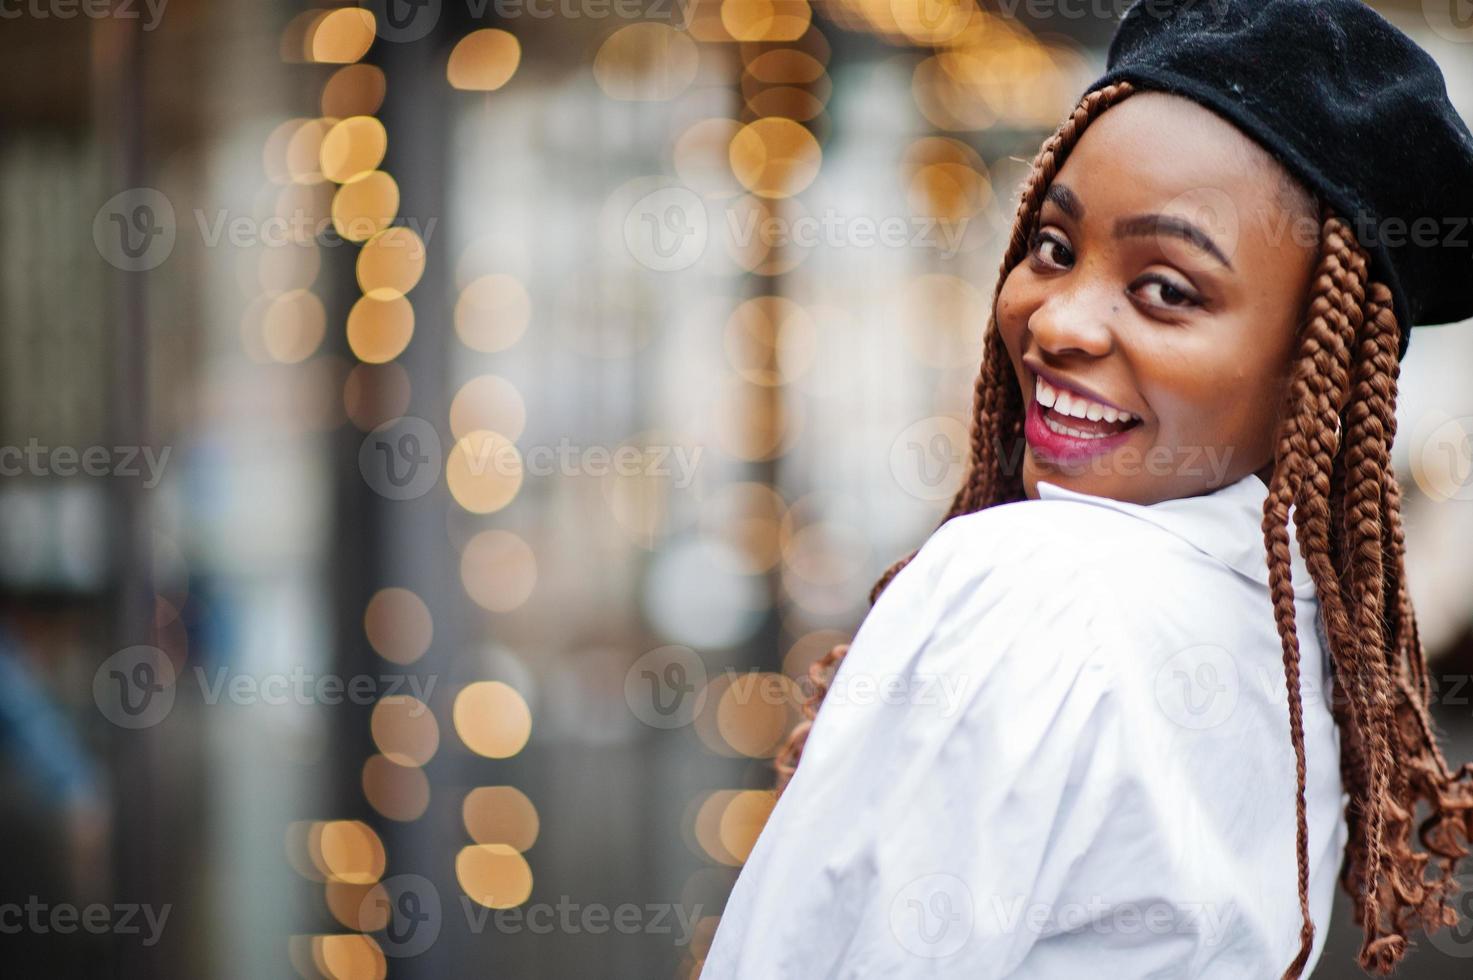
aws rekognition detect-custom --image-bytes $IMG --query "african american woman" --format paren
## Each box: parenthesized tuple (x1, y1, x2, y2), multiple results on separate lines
(703, 1, 1473, 978)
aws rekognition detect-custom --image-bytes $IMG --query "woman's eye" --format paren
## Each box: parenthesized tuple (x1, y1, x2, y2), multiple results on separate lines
(1029, 229, 1073, 268)
(1132, 274, 1202, 310)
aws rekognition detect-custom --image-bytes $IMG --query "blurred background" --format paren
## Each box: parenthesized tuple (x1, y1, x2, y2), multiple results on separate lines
(2, 0, 1472, 977)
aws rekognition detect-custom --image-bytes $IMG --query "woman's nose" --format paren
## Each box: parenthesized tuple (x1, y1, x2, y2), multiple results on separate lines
(1027, 282, 1115, 358)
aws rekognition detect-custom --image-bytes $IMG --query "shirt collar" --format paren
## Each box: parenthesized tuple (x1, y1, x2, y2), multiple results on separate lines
(1034, 472, 1315, 597)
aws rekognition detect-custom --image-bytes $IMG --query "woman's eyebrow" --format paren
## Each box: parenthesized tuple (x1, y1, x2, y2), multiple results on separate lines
(1044, 183, 1234, 271)
(1114, 213, 1235, 270)
(1044, 184, 1083, 220)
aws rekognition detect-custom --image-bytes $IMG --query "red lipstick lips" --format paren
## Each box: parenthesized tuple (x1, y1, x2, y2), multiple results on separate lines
(1023, 386, 1141, 464)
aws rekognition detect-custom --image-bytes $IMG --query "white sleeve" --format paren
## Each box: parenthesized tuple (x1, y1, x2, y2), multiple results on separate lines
(702, 510, 1135, 978)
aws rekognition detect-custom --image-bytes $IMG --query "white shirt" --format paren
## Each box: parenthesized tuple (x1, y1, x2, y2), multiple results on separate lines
(703, 473, 1348, 978)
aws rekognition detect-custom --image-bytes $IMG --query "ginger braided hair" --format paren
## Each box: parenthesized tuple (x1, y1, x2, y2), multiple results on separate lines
(772, 80, 1473, 978)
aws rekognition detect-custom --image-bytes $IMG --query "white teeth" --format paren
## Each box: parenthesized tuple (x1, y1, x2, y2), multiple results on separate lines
(1033, 376, 1137, 424)
(1043, 412, 1112, 439)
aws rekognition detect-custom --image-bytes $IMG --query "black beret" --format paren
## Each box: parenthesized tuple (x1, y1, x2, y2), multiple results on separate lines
(1084, 0, 1473, 360)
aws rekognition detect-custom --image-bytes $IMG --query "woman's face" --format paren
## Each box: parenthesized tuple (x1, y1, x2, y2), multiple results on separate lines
(997, 91, 1321, 505)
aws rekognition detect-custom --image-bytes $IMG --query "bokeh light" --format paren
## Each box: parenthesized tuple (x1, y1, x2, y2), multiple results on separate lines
(456, 844, 534, 909)
(357, 226, 427, 300)
(449, 374, 527, 442)
(344, 362, 413, 432)
(321, 116, 388, 184)
(446, 430, 523, 514)
(346, 293, 415, 364)
(463, 786, 540, 852)
(362, 754, 431, 822)
(322, 64, 387, 118)
(332, 171, 400, 243)
(308, 8, 376, 65)
(312, 933, 387, 980)
(309, 820, 386, 885)
(455, 274, 531, 353)
(363, 587, 433, 665)
(460, 529, 538, 612)
(447, 29, 522, 91)
(370, 695, 440, 768)
(262, 289, 327, 364)
(325, 880, 390, 932)
(716, 672, 801, 757)
(728, 117, 821, 199)
(593, 24, 699, 101)
(453, 681, 533, 758)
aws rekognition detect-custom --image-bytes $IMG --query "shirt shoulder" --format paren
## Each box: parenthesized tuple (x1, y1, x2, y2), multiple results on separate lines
(884, 496, 1279, 707)
(896, 495, 1204, 638)
(929, 494, 1199, 575)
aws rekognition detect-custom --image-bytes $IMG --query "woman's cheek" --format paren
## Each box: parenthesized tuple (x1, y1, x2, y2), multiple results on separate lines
(994, 273, 1028, 349)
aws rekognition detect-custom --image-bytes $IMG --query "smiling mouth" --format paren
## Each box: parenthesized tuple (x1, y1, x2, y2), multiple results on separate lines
(1032, 375, 1143, 440)
(1039, 403, 1140, 439)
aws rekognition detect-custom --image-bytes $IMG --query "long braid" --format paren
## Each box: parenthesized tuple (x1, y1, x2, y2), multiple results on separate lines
(768, 87, 1473, 980)
(1344, 278, 1429, 968)
(1295, 223, 1403, 970)
(1259, 221, 1473, 976)
(1260, 213, 1366, 978)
